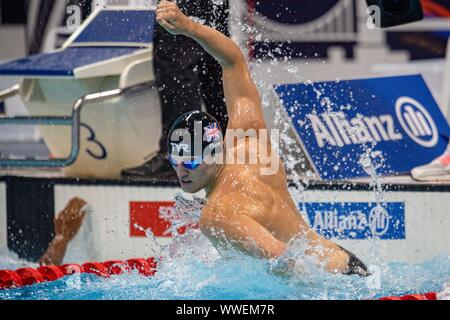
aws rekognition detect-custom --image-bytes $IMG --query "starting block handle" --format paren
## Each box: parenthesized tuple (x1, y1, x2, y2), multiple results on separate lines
(0, 81, 155, 168)
(0, 84, 20, 103)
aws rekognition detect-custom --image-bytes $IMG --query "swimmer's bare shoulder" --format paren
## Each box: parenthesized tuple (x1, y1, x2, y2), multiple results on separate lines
(224, 137, 286, 182)
(203, 168, 275, 218)
(199, 171, 287, 258)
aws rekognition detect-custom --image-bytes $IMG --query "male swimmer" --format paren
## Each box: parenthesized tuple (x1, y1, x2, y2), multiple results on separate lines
(157, 0, 369, 276)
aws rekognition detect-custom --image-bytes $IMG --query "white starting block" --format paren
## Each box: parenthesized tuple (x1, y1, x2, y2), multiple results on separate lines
(0, 8, 162, 179)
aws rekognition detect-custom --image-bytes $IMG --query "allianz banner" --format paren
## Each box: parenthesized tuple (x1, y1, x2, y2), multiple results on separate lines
(303, 202, 405, 240)
(275, 75, 450, 180)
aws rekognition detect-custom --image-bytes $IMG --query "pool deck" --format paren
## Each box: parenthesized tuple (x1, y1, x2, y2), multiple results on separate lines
(1, 139, 450, 190)
(0, 168, 449, 193)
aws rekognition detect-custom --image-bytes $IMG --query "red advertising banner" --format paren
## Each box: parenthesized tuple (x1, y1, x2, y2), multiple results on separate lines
(130, 201, 176, 237)
(130, 201, 198, 237)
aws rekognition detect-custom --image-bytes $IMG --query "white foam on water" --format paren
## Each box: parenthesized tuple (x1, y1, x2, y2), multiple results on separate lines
(0, 249, 37, 270)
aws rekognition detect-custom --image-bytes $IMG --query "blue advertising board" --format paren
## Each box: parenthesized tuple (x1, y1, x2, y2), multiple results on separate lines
(302, 202, 406, 240)
(73, 10, 155, 45)
(275, 75, 450, 180)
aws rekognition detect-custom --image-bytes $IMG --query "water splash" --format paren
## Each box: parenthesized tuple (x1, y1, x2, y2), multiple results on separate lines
(1, 246, 449, 300)
(1, 192, 449, 300)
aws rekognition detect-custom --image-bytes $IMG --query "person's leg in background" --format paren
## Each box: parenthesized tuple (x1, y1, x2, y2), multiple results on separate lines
(156, 36, 205, 156)
(121, 24, 204, 180)
(200, 53, 228, 132)
(121, 0, 231, 181)
(200, 0, 230, 131)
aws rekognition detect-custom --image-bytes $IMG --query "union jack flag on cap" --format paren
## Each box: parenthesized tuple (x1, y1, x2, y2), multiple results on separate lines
(204, 123, 221, 143)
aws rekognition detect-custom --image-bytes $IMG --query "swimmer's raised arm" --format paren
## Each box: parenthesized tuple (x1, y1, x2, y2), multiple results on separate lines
(156, 0, 267, 131)
(156, 1, 241, 68)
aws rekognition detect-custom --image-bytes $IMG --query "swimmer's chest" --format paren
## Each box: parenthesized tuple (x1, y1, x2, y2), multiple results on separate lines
(207, 169, 302, 240)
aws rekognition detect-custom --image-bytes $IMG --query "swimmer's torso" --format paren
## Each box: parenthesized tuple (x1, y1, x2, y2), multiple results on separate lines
(201, 138, 332, 247)
(204, 164, 302, 243)
(200, 137, 352, 273)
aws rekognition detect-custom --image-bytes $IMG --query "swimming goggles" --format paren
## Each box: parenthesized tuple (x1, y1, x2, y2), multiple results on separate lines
(169, 156, 203, 170)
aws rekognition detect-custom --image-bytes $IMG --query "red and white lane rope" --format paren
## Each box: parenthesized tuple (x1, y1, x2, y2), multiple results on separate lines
(0, 258, 446, 300)
(0, 258, 157, 290)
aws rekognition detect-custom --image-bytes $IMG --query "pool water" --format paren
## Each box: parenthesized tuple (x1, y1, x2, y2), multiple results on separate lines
(1, 231, 449, 300)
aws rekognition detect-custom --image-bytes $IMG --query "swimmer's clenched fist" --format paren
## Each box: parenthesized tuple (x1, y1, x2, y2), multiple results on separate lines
(160, 1, 370, 277)
(156, 1, 194, 35)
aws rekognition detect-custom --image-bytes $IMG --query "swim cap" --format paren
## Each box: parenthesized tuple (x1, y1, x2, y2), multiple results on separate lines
(167, 111, 223, 159)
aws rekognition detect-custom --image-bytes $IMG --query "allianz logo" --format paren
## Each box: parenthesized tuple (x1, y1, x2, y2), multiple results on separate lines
(307, 96, 438, 148)
(311, 205, 391, 237)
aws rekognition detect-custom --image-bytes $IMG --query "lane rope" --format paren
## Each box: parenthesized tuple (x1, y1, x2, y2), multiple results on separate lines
(0, 258, 157, 290)
(0, 259, 441, 300)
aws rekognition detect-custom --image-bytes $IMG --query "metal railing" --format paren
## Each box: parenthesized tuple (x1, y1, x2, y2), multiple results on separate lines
(0, 81, 155, 168)
(0, 84, 20, 101)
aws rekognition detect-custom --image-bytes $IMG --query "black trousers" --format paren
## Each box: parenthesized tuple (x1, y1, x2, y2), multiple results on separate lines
(153, 0, 230, 153)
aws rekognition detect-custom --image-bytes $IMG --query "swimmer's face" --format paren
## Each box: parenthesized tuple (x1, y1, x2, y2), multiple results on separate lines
(171, 157, 219, 193)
